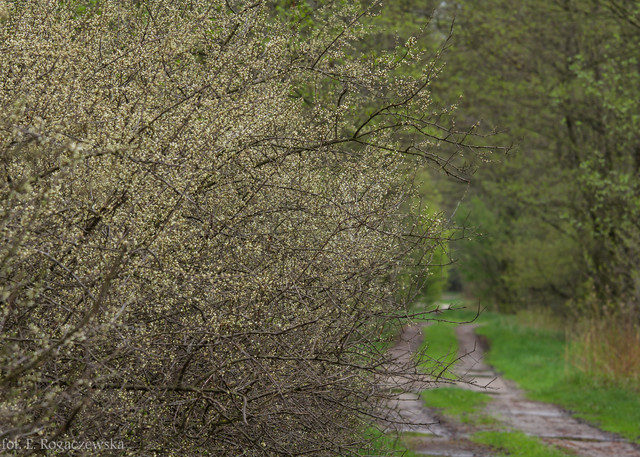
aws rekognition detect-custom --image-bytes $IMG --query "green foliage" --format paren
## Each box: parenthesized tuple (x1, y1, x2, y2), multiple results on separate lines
(471, 431, 573, 457)
(438, 0, 640, 320)
(414, 173, 450, 303)
(397, 170, 450, 304)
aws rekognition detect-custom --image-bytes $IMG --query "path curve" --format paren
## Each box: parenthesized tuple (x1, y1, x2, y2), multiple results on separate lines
(382, 322, 640, 457)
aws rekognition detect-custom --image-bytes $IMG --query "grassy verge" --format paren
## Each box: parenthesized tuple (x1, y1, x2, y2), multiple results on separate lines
(476, 313, 640, 443)
(471, 431, 573, 457)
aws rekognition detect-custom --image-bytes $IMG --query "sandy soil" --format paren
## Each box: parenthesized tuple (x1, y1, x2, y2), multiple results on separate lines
(380, 322, 640, 457)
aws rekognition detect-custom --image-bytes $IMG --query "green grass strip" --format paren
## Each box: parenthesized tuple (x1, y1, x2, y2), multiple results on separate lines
(415, 302, 500, 375)
(421, 387, 494, 425)
(417, 322, 459, 375)
(471, 431, 573, 457)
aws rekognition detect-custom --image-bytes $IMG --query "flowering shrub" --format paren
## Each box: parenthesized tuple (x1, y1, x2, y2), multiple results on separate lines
(0, 1, 489, 455)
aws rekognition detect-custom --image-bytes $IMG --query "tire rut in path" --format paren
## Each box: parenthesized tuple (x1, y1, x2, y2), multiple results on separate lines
(382, 323, 640, 457)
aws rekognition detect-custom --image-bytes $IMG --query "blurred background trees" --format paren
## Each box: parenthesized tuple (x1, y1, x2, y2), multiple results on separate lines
(428, 0, 640, 382)
(427, 0, 640, 321)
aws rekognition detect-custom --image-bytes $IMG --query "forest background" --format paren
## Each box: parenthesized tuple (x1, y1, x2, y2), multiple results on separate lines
(430, 0, 640, 384)
(370, 0, 640, 386)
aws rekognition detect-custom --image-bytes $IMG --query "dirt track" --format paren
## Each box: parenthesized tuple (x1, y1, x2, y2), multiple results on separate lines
(382, 322, 640, 457)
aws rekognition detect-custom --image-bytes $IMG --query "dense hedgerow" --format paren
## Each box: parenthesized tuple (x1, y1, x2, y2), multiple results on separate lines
(0, 1, 491, 455)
